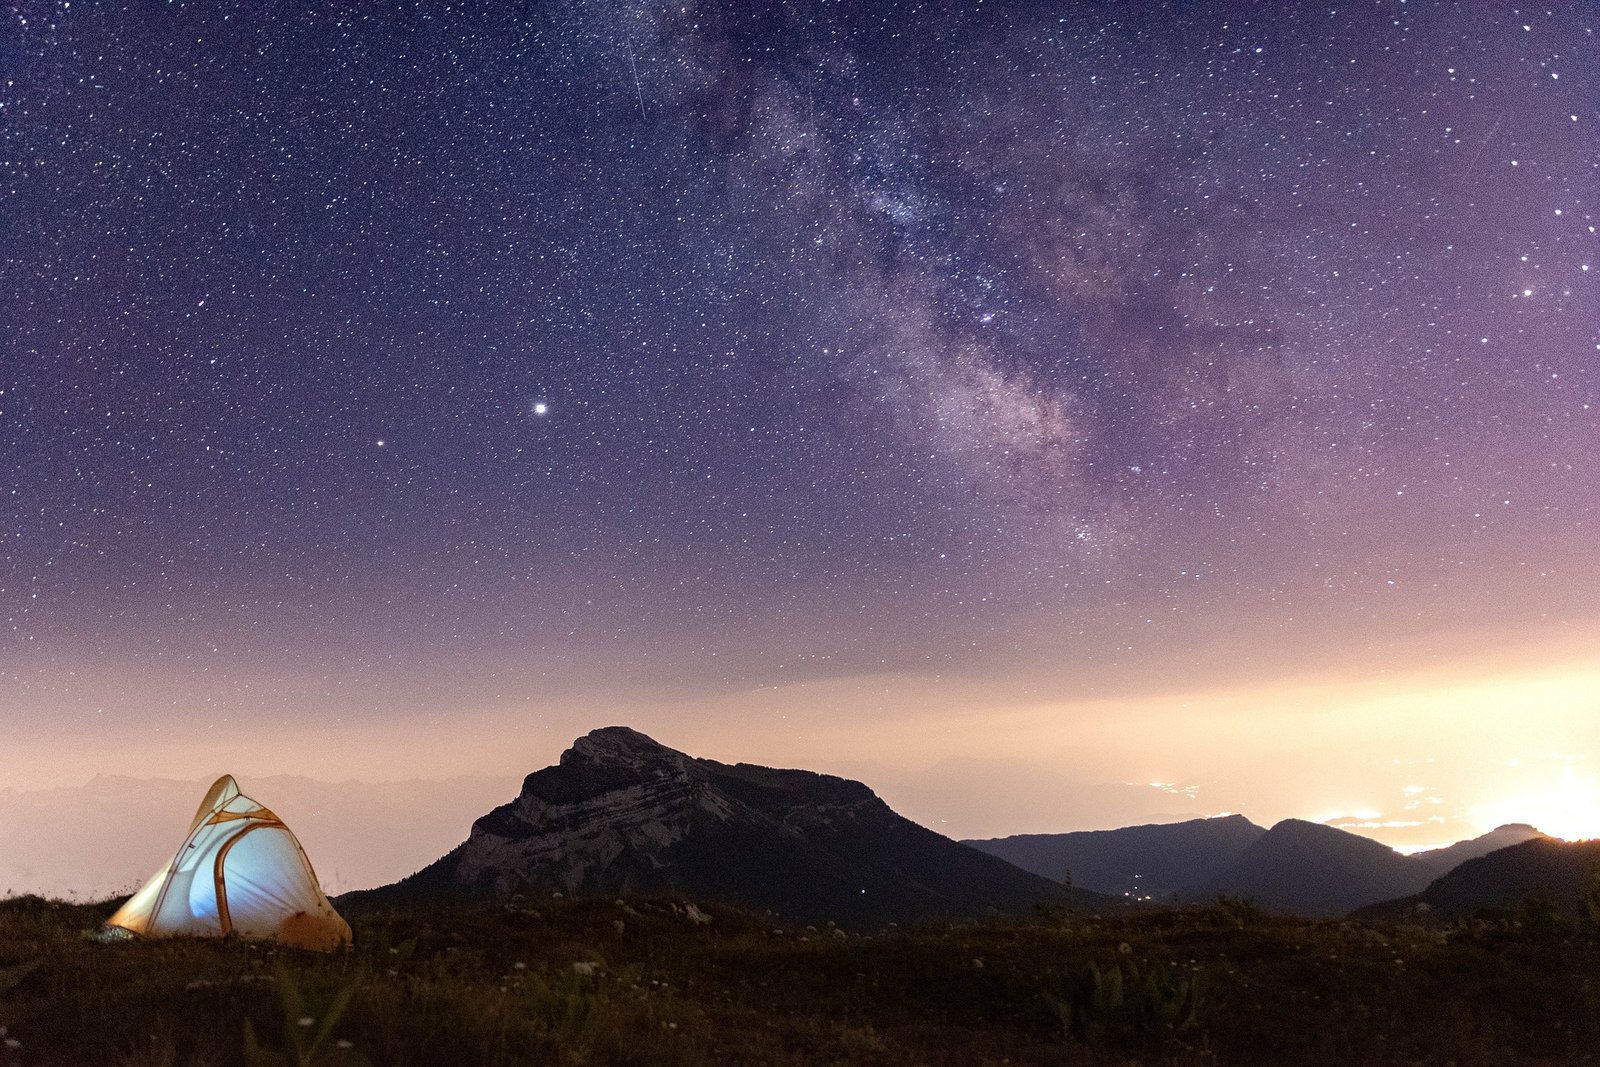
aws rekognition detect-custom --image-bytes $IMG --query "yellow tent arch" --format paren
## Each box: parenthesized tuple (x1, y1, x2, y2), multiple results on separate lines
(104, 775, 351, 951)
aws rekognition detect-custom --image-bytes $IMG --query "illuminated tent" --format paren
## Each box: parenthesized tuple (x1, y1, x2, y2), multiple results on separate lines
(103, 775, 351, 951)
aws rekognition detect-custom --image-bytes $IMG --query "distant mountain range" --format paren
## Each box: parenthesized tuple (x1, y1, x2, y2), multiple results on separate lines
(344, 727, 1106, 925)
(965, 815, 1266, 898)
(968, 816, 1547, 915)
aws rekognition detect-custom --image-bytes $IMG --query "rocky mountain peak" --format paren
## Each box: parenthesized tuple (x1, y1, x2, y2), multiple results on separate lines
(563, 727, 679, 768)
(357, 726, 1082, 925)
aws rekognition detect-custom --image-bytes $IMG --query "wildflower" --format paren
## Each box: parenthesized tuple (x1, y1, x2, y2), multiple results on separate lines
(1118, 942, 1133, 955)
(513, 961, 527, 970)
(5, 1037, 21, 1050)
(336, 1040, 354, 1050)
(297, 1016, 315, 1028)
(573, 961, 599, 976)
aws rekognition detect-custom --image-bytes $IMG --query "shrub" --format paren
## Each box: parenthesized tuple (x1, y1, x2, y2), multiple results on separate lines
(1043, 956, 1204, 1050)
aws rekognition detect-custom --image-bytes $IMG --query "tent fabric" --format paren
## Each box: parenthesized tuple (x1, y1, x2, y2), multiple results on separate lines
(104, 775, 351, 951)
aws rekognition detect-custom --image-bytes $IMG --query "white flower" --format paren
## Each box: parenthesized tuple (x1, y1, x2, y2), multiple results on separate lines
(297, 1016, 316, 1028)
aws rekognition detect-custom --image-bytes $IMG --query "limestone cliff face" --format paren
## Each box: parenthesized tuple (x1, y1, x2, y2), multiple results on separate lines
(452, 728, 742, 894)
(365, 727, 1087, 925)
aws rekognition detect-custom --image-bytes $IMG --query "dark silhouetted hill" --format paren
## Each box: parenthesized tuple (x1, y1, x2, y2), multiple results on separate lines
(1357, 837, 1600, 921)
(1195, 819, 1431, 915)
(1196, 821, 1547, 915)
(1407, 823, 1546, 878)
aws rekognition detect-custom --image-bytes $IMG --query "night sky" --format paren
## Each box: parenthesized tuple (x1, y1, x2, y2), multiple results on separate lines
(4, 1, 1598, 849)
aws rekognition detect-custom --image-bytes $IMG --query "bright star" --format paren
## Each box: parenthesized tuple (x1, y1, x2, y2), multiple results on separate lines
(533, 402, 549, 416)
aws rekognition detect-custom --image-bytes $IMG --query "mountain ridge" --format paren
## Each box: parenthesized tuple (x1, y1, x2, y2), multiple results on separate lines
(965, 815, 1267, 898)
(1196, 818, 1549, 914)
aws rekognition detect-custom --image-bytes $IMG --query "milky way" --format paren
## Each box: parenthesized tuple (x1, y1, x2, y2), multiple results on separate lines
(3, 3, 1597, 839)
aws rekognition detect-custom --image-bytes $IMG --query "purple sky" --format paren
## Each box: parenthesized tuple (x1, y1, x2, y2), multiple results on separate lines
(4, 1, 1597, 865)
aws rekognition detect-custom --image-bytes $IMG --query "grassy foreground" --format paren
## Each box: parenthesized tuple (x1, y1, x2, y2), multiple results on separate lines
(1, 893, 1597, 1066)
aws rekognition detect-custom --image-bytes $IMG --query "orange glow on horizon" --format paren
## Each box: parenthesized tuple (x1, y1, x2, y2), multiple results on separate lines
(1469, 766, 1600, 843)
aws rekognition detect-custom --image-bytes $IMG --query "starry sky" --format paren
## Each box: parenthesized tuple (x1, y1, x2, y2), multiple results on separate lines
(4, 1, 1598, 853)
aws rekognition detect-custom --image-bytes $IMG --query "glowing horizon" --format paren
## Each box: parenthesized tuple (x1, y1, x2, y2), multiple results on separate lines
(7, 623, 1597, 868)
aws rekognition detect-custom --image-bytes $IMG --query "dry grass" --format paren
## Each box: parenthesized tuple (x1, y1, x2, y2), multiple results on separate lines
(1, 893, 1597, 1065)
